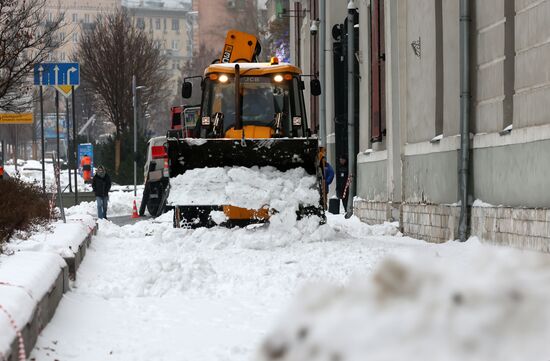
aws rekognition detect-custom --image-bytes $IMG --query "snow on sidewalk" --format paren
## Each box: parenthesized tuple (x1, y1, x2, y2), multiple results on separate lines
(0, 215, 98, 359)
(0, 252, 66, 358)
(256, 241, 550, 361)
(6, 215, 96, 257)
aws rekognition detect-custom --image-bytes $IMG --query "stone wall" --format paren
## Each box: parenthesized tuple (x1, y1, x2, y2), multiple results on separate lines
(401, 203, 460, 243)
(354, 201, 390, 226)
(471, 206, 550, 252)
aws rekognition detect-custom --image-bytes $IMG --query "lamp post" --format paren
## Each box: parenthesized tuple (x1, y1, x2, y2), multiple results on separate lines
(132, 75, 146, 197)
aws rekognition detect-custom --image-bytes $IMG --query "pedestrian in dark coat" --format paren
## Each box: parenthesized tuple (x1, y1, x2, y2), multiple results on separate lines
(336, 156, 349, 212)
(92, 165, 111, 219)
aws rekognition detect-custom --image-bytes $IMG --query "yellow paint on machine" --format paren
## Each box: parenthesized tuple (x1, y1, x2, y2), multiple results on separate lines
(224, 126, 274, 220)
(224, 125, 273, 139)
(0, 113, 33, 124)
(223, 205, 270, 220)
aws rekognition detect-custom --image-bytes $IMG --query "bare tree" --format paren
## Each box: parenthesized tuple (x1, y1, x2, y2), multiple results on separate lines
(75, 8, 169, 174)
(178, 44, 218, 104)
(0, 0, 64, 112)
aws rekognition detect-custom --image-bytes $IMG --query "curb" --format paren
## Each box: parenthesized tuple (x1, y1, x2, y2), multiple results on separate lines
(3, 222, 98, 361)
(63, 223, 98, 280)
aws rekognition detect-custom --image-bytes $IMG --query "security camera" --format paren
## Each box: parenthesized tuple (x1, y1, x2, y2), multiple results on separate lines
(310, 19, 319, 36)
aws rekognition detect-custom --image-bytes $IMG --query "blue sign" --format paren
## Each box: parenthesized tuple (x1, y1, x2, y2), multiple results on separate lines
(43, 114, 67, 139)
(33, 63, 80, 86)
(78, 143, 94, 177)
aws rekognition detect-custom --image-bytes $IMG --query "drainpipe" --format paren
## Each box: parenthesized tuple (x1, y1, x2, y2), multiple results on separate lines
(458, 0, 471, 242)
(346, 0, 357, 216)
(319, 0, 326, 148)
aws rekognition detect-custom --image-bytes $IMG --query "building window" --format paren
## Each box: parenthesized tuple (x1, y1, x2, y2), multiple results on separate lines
(72, 13, 78, 22)
(48, 12, 53, 22)
(163, 18, 167, 31)
(172, 19, 179, 31)
(61, 52, 66, 61)
(155, 18, 161, 30)
(84, 14, 90, 23)
(153, 40, 160, 49)
(73, 33, 78, 43)
(137, 18, 145, 29)
(59, 32, 65, 42)
(172, 40, 178, 49)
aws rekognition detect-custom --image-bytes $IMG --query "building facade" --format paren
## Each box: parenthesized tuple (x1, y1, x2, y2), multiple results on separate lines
(292, 0, 550, 251)
(124, 1, 194, 93)
(193, 0, 259, 55)
(44, 0, 194, 95)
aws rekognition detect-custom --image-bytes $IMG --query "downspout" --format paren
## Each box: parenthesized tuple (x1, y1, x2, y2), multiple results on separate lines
(319, 0, 326, 148)
(346, 0, 357, 216)
(458, 0, 471, 241)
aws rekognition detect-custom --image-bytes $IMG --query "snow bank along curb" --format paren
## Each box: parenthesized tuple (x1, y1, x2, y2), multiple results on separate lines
(62, 219, 98, 279)
(0, 218, 98, 361)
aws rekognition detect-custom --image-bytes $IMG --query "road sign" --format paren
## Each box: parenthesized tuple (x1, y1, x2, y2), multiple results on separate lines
(0, 113, 33, 124)
(55, 85, 76, 98)
(34, 63, 80, 87)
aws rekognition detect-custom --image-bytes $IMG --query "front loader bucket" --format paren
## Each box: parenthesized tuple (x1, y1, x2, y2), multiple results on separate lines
(166, 137, 320, 176)
(166, 137, 325, 228)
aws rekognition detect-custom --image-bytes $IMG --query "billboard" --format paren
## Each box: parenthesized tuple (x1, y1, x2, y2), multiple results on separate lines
(43, 114, 67, 139)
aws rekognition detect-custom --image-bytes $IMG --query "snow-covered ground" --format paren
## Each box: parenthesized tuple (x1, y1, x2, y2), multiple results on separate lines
(25, 189, 550, 361)
(64, 186, 144, 218)
(4, 160, 91, 192)
(0, 163, 543, 361)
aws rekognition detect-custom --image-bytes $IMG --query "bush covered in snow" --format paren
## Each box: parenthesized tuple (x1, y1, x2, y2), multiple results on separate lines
(0, 177, 53, 250)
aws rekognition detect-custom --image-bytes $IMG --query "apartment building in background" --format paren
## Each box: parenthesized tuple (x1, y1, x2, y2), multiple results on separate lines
(44, 0, 194, 95)
(193, 0, 259, 55)
(124, 0, 194, 93)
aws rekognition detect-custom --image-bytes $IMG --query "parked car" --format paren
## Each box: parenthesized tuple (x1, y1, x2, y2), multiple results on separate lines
(141, 136, 169, 216)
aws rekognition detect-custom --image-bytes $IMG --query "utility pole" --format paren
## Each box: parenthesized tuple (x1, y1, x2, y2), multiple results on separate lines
(132, 75, 137, 197)
(40, 85, 46, 193)
(66, 97, 72, 192)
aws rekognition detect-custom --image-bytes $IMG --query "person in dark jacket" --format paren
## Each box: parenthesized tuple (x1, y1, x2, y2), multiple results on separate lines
(92, 165, 111, 219)
(336, 156, 349, 212)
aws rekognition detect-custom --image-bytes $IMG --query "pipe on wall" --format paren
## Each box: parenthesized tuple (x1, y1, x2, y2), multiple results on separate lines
(458, 0, 471, 241)
(346, 0, 357, 216)
(319, 0, 326, 148)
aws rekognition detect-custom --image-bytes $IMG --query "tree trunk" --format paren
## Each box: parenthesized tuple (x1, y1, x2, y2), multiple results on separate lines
(115, 138, 121, 175)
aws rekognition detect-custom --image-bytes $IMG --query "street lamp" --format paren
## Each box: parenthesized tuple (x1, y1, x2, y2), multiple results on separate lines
(132, 74, 147, 197)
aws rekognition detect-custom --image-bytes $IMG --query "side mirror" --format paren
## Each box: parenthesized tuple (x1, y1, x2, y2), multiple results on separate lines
(182, 81, 192, 99)
(310, 79, 321, 96)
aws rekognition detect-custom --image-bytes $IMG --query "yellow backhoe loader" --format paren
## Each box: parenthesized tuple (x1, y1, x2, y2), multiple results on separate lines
(167, 30, 325, 227)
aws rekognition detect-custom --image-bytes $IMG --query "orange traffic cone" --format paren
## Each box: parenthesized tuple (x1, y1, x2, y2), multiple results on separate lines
(132, 200, 139, 218)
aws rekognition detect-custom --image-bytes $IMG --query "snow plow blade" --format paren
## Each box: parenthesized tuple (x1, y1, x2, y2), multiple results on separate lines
(166, 138, 319, 175)
(166, 137, 325, 228)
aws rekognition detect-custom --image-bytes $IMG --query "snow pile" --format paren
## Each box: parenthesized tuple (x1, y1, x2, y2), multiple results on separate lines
(167, 166, 320, 211)
(73, 214, 403, 300)
(256, 241, 550, 361)
(65, 188, 143, 217)
(0, 252, 66, 356)
(4, 161, 91, 192)
(7, 214, 95, 257)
